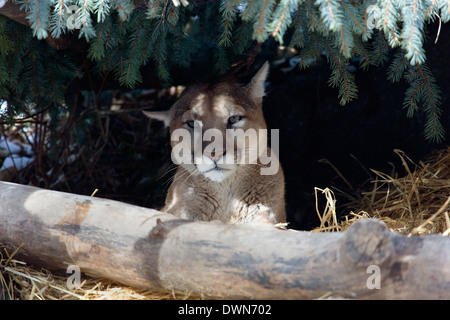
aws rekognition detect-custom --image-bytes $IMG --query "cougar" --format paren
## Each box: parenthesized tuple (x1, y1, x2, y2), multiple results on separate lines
(144, 62, 286, 224)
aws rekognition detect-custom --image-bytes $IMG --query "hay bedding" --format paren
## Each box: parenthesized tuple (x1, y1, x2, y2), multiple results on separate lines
(326, 148, 450, 236)
(1, 148, 450, 300)
(0, 243, 195, 300)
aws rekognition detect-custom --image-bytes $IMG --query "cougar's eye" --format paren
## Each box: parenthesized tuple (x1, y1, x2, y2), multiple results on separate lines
(185, 120, 195, 128)
(228, 115, 243, 126)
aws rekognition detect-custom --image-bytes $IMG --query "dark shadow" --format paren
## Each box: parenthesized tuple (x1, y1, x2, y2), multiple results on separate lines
(132, 218, 194, 292)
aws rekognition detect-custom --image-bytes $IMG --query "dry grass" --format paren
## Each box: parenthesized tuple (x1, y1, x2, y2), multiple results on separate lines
(0, 244, 196, 300)
(313, 148, 450, 236)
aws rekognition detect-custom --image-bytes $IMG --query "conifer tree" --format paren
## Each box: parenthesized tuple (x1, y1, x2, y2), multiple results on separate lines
(0, 0, 448, 141)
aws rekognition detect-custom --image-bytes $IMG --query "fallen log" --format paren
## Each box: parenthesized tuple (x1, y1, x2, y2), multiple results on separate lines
(0, 181, 449, 299)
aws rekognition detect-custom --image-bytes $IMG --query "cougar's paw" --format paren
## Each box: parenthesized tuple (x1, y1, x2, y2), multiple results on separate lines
(251, 208, 277, 226)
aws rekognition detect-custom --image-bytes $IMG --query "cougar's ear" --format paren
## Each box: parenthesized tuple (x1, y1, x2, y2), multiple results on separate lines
(143, 110, 171, 127)
(247, 61, 269, 103)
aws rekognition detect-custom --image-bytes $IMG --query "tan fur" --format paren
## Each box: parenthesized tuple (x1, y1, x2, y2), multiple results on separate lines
(144, 62, 286, 224)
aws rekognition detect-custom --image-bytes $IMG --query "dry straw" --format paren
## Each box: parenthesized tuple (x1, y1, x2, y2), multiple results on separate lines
(314, 148, 450, 236)
(0, 244, 196, 300)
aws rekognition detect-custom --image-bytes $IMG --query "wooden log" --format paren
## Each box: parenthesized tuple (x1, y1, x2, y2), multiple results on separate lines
(0, 181, 449, 299)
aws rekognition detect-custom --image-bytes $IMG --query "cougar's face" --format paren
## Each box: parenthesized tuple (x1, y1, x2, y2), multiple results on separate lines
(144, 62, 271, 183)
(169, 82, 268, 182)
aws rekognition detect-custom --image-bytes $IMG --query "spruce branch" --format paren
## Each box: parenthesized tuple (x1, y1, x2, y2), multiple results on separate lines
(121, 25, 144, 85)
(167, 2, 179, 25)
(146, 0, 164, 19)
(116, 0, 135, 21)
(322, 39, 358, 105)
(93, 0, 111, 22)
(315, 0, 343, 31)
(252, 0, 276, 43)
(214, 45, 230, 74)
(438, 0, 450, 22)
(118, 10, 152, 86)
(173, 28, 188, 66)
(26, 0, 52, 39)
(241, 0, 260, 22)
(369, 30, 390, 66)
(401, 0, 426, 65)
(87, 15, 112, 61)
(377, 0, 401, 47)
(402, 62, 444, 142)
(305, 0, 321, 30)
(387, 51, 408, 82)
(353, 35, 371, 70)
(170, 7, 198, 68)
(340, 0, 364, 34)
(268, 0, 297, 43)
(337, 16, 353, 57)
(49, 0, 66, 38)
(77, 0, 96, 40)
(0, 0, 448, 141)
(218, 0, 238, 47)
(289, 3, 304, 47)
(362, 0, 374, 41)
(153, 36, 171, 84)
(233, 20, 253, 55)
(424, 0, 439, 21)
(295, 31, 321, 68)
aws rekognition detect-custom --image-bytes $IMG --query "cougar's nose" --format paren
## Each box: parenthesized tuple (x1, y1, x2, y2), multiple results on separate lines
(206, 150, 225, 162)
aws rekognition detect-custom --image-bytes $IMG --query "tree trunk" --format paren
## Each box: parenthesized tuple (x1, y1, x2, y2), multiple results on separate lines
(0, 181, 449, 299)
